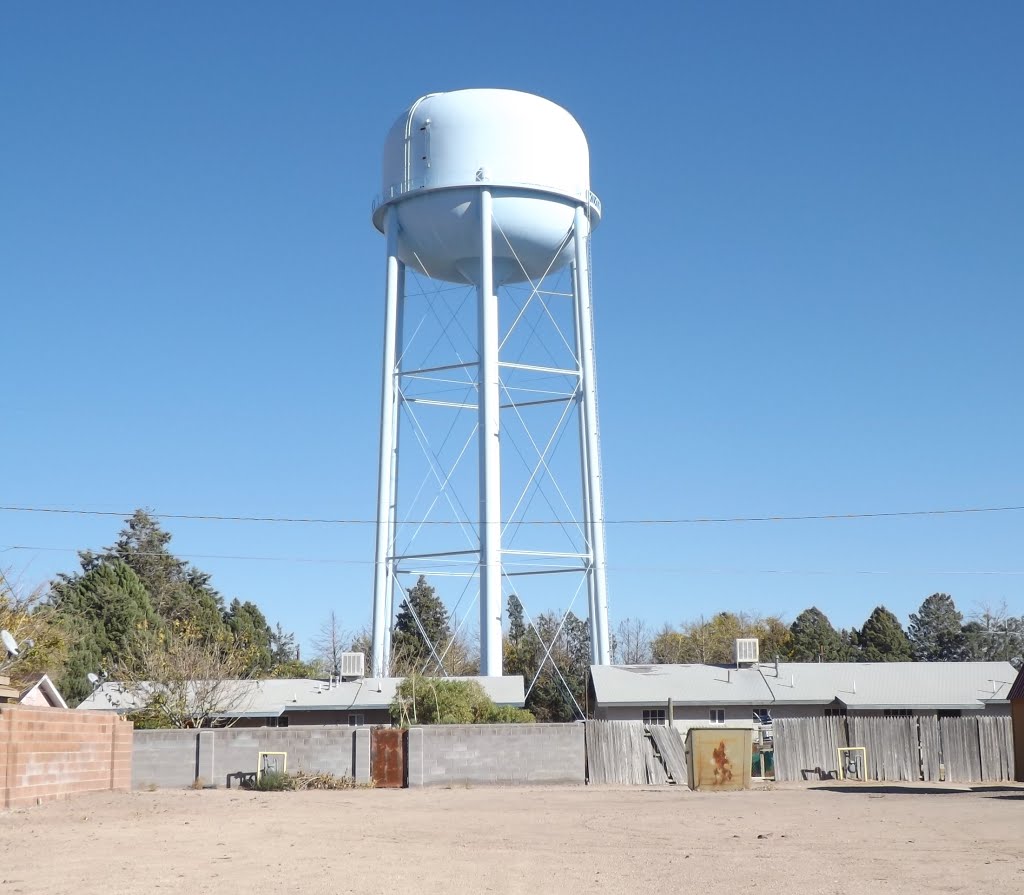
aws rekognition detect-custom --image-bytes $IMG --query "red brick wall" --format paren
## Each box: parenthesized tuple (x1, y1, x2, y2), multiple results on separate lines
(0, 706, 133, 810)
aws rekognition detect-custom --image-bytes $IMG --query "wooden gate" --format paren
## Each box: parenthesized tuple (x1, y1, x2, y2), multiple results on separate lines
(370, 728, 406, 788)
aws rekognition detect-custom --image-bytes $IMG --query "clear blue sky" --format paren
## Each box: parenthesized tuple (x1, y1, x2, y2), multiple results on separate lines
(2, 2, 1022, 653)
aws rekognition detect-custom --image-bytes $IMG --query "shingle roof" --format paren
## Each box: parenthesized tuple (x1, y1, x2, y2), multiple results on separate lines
(590, 661, 1018, 710)
(77, 675, 526, 716)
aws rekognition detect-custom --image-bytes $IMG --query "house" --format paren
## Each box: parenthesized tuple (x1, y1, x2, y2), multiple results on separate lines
(76, 675, 527, 727)
(1010, 665, 1024, 782)
(17, 673, 68, 709)
(589, 651, 1016, 737)
(0, 673, 68, 708)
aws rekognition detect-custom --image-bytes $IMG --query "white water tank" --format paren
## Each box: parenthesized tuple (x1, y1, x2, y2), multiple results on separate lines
(371, 88, 601, 285)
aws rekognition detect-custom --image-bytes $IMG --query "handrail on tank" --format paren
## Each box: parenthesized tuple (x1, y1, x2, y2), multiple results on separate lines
(371, 180, 601, 218)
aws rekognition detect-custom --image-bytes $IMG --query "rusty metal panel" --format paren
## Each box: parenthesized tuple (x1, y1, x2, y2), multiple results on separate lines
(686, 728, 753, 791)
(371, 728, 406, 788)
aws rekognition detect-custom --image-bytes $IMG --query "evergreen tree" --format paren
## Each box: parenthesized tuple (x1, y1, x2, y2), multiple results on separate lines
(391, 576, 451, 674)
(224, 599, 273, 672)
(857, 606, 912, 662)
(907, 593, 966, 661)
(53, 560, 161, 704)
(787, 607, 849, 662)
(269, 622, 298, 665)
(82, 510, 227, 632)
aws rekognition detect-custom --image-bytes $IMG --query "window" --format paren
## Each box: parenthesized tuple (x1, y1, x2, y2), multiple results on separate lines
(709, 709, 725, 725)
(348, 714, 365, 727)
(753, 708, 772, 725)
(824, 708, 847, 718)
(267, 716, 290, 728)
(643, 709, 666, 726)
(883, 710, 911, 719)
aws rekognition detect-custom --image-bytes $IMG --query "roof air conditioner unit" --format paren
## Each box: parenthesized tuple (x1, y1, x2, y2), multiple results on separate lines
(733, 638, 759, 666)
(340, 652, 365, 681)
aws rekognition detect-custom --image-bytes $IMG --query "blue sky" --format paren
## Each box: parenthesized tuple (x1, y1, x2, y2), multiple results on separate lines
(1, 2, 1021, 652)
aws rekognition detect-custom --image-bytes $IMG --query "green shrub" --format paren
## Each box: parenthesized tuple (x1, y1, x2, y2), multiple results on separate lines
(253, 770, 293, 791)
(390, 674, 535, 725)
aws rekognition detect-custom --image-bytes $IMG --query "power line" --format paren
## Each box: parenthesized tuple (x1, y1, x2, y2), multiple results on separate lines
(2, 545, 1023, 576)
(0, 503, 1022, 526)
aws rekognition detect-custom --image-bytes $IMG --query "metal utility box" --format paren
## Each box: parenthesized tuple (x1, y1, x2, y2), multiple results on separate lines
(686, 728, 753, 791)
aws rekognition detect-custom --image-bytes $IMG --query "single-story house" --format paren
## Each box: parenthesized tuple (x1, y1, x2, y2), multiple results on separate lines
(0, 673, 67, 708)
(589, 658, 1017, 737)
(17, 673, 68, 709)
(76, 675, 526, 727)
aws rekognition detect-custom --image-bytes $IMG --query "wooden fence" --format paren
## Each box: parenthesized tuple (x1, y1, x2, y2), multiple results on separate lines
(774, 714, 1015, 783)
(585, 721, 687, 785)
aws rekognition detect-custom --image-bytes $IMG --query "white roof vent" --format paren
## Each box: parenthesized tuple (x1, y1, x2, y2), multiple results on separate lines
(340, 652, 365, 681)
(733, 638, 759, 667)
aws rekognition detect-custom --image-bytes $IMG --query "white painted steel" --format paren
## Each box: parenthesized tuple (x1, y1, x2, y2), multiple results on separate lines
(478, 189, 503, 677)
(371, 210, 402, 678)
(573, 207, 610, 666)
(373, 89, 600, 285)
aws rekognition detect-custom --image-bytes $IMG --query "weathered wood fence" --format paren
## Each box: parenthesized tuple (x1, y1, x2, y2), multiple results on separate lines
(585, 721, 687, 785)
(775, 714, 1014, 783)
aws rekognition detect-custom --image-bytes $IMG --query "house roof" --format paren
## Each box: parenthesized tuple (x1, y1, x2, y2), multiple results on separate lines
(76, 675, 527, 716)
(18, 673, 68, 709)
(590, 661, 1018, 711)
(1009, 665, 1024, 702)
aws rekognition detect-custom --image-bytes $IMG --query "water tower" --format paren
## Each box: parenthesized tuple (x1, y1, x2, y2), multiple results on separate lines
(369, 88, 610, 679)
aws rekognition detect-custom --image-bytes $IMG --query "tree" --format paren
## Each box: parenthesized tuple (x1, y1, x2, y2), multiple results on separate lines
(391, 577, 452, 675)
(857, 606, 912, 662)
(963, 603, 1024, 668)
(788, 607, 850, 662)
(505, 596, 589, 722)
(224, 599, 273, 673)
(651, 625, 689, 664)
(0, 572, 67, 688)
(612, 618, 651, 664)
(115, 620, 260, 728)
(389, 674, 534, 725)
(908, 594, 966, 661)
(78, 509, 228, 634)
(269, 623, 298, 665)
(312, 611, 347, 677)
(52, 560, 161, 705)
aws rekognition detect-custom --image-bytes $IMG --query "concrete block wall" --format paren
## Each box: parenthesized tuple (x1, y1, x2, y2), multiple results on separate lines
(407, 723, 585, 787)
(0, 706, 133, 810)
(133, 726, 368, 788)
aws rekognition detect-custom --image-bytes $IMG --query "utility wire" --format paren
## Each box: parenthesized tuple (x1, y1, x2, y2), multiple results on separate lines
(0, 503, 1022, 526)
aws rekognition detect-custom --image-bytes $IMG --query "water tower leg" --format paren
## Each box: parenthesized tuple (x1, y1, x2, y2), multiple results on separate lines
(478, 188, 503, 677)
(372, 209, 403, 678)
(573, 206, 611, 665)
(382, 262, 405, 672)
(572, 260, 599, 666)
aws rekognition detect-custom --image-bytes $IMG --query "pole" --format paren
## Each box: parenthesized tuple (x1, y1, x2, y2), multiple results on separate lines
(573, 206, 611, 665)
(478, 188, 503, 676)
(571, 260, 598, 666)
(371, 209, 402, 678)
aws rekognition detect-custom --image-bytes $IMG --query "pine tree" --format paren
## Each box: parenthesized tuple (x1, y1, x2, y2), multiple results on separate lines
(787, 607, 849, 661)
(53, 560, 161, 704)
(907, 593, 966, 661)
(391, 576, 451, 674)
(857, 606, 912, 662)
(224, 599, 273, 672)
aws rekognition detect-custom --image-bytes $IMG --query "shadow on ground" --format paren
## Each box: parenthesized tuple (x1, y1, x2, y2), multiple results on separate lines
(814, 784, 1024, 797)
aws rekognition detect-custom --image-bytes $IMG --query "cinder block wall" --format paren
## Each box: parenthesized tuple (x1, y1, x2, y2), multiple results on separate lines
(133, 726, 363, 788)
(407, 724, 585, 787)
(0, 706, 133, 810)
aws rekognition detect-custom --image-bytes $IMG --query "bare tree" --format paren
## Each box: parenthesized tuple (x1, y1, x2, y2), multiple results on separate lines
(613, 617, 652, 664)
(312, 611, 347, 677)
(115, 621, 259, 728)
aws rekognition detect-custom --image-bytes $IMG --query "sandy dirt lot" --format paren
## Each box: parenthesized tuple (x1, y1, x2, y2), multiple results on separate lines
(1, 783, 1022, 894)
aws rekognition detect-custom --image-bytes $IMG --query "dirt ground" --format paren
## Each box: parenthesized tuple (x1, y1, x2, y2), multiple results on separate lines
(2, 783, 1022, 894)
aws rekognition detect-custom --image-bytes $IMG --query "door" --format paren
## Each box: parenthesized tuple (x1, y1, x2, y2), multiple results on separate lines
(370, 728, 406, 788)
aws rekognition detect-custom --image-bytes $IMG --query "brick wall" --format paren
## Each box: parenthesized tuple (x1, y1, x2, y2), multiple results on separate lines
(0, 706, 133, 810)
(406, 724, 585, 786)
